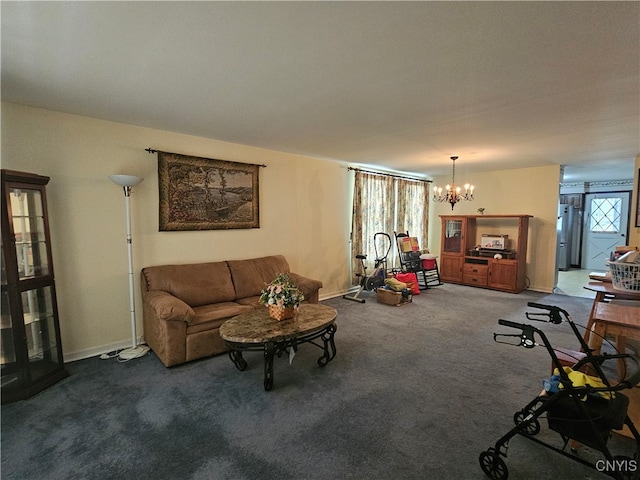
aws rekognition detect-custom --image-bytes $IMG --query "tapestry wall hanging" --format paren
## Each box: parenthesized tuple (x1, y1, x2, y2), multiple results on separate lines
(156, 150, 261, 231)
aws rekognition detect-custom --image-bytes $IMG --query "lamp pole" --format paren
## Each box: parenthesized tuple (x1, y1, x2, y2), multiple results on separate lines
(109, 175, 149, 360)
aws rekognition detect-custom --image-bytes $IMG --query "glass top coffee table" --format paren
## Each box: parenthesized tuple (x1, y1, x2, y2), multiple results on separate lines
(219, 303, 338, 391)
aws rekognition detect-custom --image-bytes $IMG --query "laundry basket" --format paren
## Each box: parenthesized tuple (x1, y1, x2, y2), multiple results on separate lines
(609, 260, 640, 291)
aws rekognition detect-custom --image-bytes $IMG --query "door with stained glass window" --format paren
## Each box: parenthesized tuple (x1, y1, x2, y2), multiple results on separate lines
(582, 192, 630, 270)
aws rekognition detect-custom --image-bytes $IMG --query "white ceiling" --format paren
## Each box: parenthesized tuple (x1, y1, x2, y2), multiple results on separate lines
(2, 1, 639, 183)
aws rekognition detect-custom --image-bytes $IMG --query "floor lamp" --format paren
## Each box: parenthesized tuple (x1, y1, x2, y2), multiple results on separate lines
(109, 174, 150, 361)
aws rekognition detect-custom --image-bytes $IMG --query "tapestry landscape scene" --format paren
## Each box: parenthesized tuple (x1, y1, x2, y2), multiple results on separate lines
(158, 151, 260, 231)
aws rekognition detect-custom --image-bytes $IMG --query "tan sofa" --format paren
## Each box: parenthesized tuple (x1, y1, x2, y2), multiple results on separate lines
(141, 255, 322, 367)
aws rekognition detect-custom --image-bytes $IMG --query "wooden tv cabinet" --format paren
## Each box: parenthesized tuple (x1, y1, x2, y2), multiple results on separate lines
(439, 214, 532, 293)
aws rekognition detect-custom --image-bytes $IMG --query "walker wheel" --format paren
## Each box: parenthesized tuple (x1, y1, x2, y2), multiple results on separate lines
(513, 410, 540, 435)
(479, 449, 508, 480)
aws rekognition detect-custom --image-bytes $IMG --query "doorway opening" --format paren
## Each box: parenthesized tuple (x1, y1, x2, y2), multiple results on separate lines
(556, 269, 595, 298)
(555, 189, 632, 298)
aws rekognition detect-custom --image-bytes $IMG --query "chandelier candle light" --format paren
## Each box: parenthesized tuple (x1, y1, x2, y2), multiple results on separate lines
(432, 156, 475, 210)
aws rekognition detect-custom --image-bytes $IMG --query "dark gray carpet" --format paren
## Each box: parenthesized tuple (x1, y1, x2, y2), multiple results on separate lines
(1, 284, 637, 480)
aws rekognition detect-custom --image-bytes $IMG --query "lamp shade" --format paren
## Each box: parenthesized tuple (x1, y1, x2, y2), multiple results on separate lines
(109, 174, 144, 187)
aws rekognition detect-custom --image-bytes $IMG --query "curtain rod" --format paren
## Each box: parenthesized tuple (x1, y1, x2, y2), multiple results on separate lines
(348, 167, 431, 183)
(145, 148, 267, 167)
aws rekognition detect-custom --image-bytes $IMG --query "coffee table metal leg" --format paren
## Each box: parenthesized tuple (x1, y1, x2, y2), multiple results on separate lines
(264, 341, 275, 391)
(229, 349, 247, 371)
(318, 323, 337, 367)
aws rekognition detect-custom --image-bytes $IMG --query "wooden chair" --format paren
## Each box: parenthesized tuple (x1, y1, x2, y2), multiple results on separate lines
(394, 231, 442, 290)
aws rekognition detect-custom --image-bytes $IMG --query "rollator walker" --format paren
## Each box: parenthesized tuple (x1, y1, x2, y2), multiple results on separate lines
(479, 302, 640, 480)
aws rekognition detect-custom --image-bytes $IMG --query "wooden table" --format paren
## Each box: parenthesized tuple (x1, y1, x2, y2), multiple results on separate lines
(582, 282, 640, 345)
(589, 302, 640, 437)
(589, 303, 640, 375)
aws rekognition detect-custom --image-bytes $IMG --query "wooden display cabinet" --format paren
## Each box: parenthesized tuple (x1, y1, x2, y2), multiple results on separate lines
(439, 216, 467, 282)
(1, 169, 68, 403)
(439, 214, 532, 293)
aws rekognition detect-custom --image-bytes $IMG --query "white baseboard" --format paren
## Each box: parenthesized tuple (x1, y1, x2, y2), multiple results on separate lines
(527, 285, 554, 294)
(319, 288, 358, 301)
(64, 337, 146, 363)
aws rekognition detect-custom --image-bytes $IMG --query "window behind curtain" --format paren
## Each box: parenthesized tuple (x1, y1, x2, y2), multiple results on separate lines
(350, 171, 429, 281)
(396, 178, 429, 263)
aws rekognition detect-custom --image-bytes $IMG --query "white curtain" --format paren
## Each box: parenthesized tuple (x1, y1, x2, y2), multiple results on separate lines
(350, 172, 395, 282)
(396, 177, 429, 258)
(350, 171, 430, 279)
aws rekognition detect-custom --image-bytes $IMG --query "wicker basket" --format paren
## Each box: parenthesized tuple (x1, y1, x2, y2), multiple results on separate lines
(609, 261, 640, 292)
(268, 305, 295, 321)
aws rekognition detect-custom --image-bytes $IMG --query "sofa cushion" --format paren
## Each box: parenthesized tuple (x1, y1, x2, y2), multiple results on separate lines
(142, 262, 235, 307)
(187, 302, 254, 334)
(235, 295, 262, 309)
(192, 302, 253, 324)
(227, 255, 291, 300)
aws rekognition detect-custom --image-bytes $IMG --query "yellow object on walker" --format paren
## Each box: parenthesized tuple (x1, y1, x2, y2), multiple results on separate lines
(553, 367, 613, 400)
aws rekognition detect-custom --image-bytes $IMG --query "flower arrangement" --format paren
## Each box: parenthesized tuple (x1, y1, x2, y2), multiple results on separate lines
(259, 273, 305, 308)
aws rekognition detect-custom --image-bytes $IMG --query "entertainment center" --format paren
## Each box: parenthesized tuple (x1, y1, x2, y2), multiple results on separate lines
(439, 214, 532, 293)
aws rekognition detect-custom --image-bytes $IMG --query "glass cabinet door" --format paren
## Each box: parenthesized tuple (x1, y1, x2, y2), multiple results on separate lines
(9, 187, 50, 279)
(1, 288, 17, 391)
(442, 218, 464, 254)
(22, 286, 61, 377)
(1, 235, 18, 391)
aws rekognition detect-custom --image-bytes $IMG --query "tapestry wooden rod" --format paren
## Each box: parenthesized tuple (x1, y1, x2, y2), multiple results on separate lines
(145, 148, 267, 167)
(347, 167, 431, 183)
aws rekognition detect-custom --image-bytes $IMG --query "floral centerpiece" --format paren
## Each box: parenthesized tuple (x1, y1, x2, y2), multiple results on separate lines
(259, 273, 305, 320)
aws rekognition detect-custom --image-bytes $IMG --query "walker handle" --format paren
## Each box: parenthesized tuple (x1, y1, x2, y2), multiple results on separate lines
(527, 302, 553, 310)
(496, 319, 536, 348)
(498, 319, 524, 329)
(526, 302, 565, 324)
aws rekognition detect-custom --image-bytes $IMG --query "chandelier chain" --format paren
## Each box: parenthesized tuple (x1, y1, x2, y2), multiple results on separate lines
(432, 155, 474, 210)
(451, 157, 456, 186)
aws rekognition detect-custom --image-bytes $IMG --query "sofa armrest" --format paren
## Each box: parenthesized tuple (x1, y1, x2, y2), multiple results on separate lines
(288, 272, 323, 304)
(144, 291, 195, 323)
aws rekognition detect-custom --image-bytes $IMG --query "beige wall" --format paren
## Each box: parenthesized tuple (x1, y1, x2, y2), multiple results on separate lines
(428, 164, 562, 293)
(2, 103, 352, 360)
(3, 102, 606, 361)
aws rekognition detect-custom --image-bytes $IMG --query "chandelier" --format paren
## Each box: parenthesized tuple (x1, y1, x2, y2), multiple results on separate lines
(432, 156, 475, 210)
